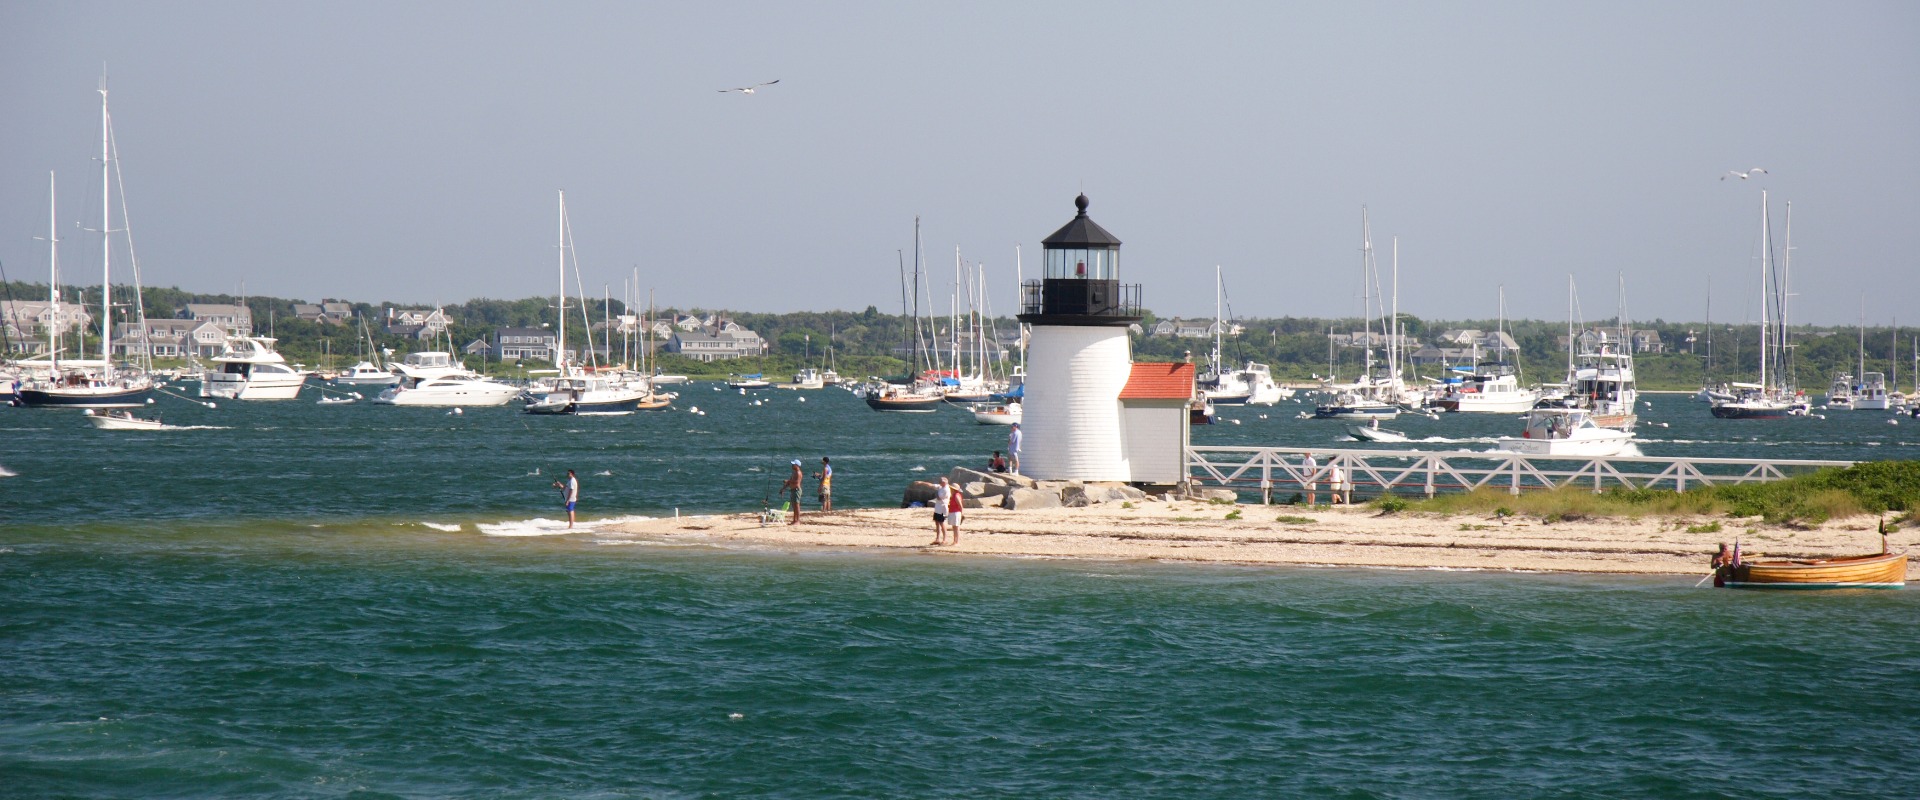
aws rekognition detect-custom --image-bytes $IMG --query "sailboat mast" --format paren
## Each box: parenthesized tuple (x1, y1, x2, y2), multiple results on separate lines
(556, 190, 567, 370)
(1213, 264, 1223, 375)
(1014, 243, 1026, 372)
(46, 172, 60, 367)
(1758, 189, 1770, 392)
(99, 78, 114, 379)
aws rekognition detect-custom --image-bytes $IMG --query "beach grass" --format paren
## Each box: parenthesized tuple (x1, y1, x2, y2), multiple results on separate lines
(1377, 461, 1919, 526)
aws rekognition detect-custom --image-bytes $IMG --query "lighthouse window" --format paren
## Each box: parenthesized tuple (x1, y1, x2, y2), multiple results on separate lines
(1045, 247, 1118, 280)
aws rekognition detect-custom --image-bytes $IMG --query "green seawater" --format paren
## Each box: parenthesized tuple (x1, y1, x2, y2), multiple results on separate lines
(3, 388, 1918, 797)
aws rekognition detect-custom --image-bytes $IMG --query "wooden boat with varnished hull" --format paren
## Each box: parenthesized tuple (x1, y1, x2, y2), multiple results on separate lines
(1717, 551, 1906, 589)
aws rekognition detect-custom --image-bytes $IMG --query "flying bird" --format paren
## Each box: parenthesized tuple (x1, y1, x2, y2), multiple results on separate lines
(720, 80, 780, 94)
(1721, 167, 1768, 181)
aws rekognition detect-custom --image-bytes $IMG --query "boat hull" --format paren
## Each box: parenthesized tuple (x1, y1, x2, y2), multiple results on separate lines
(1494, 434, 1632, 457)
(1345, 425, 1409, 443)
(1314, 405, 1400, 420)
(1710, 403, 1795, 420)
(17, 385, 153, 409)
(375, 382, 521, 407)
(866, 392, 943, 412)
(202, 374, 307, 400)
(85, 412, 166, 430)
(1720, 552, 1906, 589)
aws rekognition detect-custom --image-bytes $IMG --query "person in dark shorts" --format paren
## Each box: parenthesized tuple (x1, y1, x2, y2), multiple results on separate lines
(931, 476, 952, 545)
(782, 460, 804, 525)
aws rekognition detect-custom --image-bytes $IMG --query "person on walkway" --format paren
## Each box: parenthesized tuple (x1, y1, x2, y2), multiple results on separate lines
(932, 477, 952, 545)
(556, 469, 579, 528)
(1331, 463, 1350, 505)
(814, 456, 834, 512)
(1301, 453, 1319, 506)
(782, 459, 804, 525)
(1007, 423, 1023, 475)
(946, 479, 965, 545)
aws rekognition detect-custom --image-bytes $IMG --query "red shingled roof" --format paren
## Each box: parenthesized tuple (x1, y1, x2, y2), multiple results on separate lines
(1119, 362, 1194, 400)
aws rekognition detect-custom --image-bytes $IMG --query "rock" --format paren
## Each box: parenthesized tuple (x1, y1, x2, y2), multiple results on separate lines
(1000, 487, 1062, 510)
(961, 481, 989, 497)
(961, 496, 988, 509)
(949, 466, 1013, 487)
(1059, 483, 1091, 508)
(998, 472, 1038, 489)
(901, 480, 940, 508)
(1189, 487, 1239, 504)
(970, 482, 1013, 499)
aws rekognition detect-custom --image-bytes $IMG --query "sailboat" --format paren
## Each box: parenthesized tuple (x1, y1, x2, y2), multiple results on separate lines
(16, 82, 155, 409)
(867, 218, 946, 412)
(335, 317, 399, 387)
(524, 190, 648, 415)
(1711, 191, 1801, 420)
(1313, 210, 1405, 420)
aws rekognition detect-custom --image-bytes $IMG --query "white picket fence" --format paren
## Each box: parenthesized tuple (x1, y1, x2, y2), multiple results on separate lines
(1186, 446, 1854, 502)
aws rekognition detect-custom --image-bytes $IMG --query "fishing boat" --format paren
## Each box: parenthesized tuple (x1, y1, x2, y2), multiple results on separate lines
(1494, 407, 1634, 457)
(1433, 291, 1537, 413)
(83, 409, 166, 430)
(201, 335, 310, 400)
(1189, 398, 1217, 425)
(1825, 373, 1856, 410)
(784, 368, 825, 390)
(971, 401, 1022, 425)
(1715, 550, 1906, 589)
(1854, 372, 1892, 411)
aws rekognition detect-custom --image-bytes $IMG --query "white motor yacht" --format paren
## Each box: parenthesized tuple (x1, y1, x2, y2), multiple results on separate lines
(1495, 408, 1634, 457)
(374, 352, 520, 407)
(201, 336, 310, 400)
(1434, 364, 1539, 413)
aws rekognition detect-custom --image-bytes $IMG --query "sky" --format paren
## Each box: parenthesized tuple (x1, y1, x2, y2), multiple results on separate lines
(2, 1, 1916, 326)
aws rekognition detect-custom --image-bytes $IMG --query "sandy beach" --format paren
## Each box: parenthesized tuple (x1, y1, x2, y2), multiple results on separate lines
(605, 501, 1903, 576)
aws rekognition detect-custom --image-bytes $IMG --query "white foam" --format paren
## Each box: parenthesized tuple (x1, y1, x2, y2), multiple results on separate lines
(477, 517, 589, 537)
(421, 522, 464, 532)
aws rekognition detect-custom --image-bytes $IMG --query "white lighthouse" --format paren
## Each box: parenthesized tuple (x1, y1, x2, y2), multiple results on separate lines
(1018, 194, 1191, 484)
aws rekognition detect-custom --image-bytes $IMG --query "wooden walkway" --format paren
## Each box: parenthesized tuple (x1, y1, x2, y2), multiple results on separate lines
(1186, 446, 1854, 503)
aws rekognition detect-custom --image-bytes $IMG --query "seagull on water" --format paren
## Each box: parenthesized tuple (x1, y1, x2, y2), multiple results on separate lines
(720, 80, 780, 94)
(1721, 167, 1768, 181)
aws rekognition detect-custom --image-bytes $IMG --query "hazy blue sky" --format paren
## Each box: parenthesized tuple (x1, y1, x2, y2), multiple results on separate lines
(3, 1, 1915, 325)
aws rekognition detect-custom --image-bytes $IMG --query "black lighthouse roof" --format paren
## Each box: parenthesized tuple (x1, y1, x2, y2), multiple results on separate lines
(1041, 193, 1122, 248)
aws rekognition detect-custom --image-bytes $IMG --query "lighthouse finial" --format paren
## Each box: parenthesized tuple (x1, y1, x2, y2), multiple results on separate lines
(1074, 193, 1089, 216)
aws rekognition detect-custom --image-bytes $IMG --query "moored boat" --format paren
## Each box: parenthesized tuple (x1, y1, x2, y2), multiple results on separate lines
(201, 335, 310, 400)
(971, 401, 1022, 425)
(1716, 550, 1906, 589)
(865, 385, 943, 412)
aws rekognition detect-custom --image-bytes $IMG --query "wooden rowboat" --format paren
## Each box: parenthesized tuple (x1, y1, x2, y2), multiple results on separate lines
(1717, 551, 1907, 589)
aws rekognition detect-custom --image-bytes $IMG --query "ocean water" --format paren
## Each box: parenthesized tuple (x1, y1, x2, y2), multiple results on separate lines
(3, 387, 1917, 796)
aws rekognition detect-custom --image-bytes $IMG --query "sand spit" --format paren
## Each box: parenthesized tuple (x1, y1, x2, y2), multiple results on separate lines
(604, 502, 1903, 576)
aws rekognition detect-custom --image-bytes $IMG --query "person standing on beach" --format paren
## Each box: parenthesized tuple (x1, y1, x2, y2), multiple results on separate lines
(557, 469, 579, 528)
(1301, 453, 1319, 506)
(932, 476, 952, 545)
(814, 456, 833, 512)
(946, 479, 965, 545)
(1331, 463, 1350, 505)
(782, 460, 804, 525)
(1007, 423, 1023, 475)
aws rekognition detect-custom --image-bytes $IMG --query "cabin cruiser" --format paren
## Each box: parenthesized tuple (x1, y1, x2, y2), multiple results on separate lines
(1538, 349, 1637, 430)
(971, 401, 1022, 425)
(1432, 363, 1539, 413)
(1853, 372, 1892, 410)
(334, 360, 400, 388)
(726, 373, 771, 389)
(1312, 385, 1401, 420)
(373, 352, 520, 407)
(787, 368, 825, 390)
(1495, 408, 1633, 457)
(201, 336, 309, 400)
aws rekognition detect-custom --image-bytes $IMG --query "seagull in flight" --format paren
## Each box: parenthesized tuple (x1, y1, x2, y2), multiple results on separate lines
(720, 80, 780, 95)
(1721, 167, 1768, 181)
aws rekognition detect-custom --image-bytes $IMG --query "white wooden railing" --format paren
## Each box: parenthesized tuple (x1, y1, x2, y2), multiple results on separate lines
(1186, 446, 1854, 501)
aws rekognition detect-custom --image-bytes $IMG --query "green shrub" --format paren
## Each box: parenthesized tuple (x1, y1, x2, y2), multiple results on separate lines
(1275, 515, 1314, 524)
(1376, 496, 1409, 514)
(1685, 521, 1723, 534)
